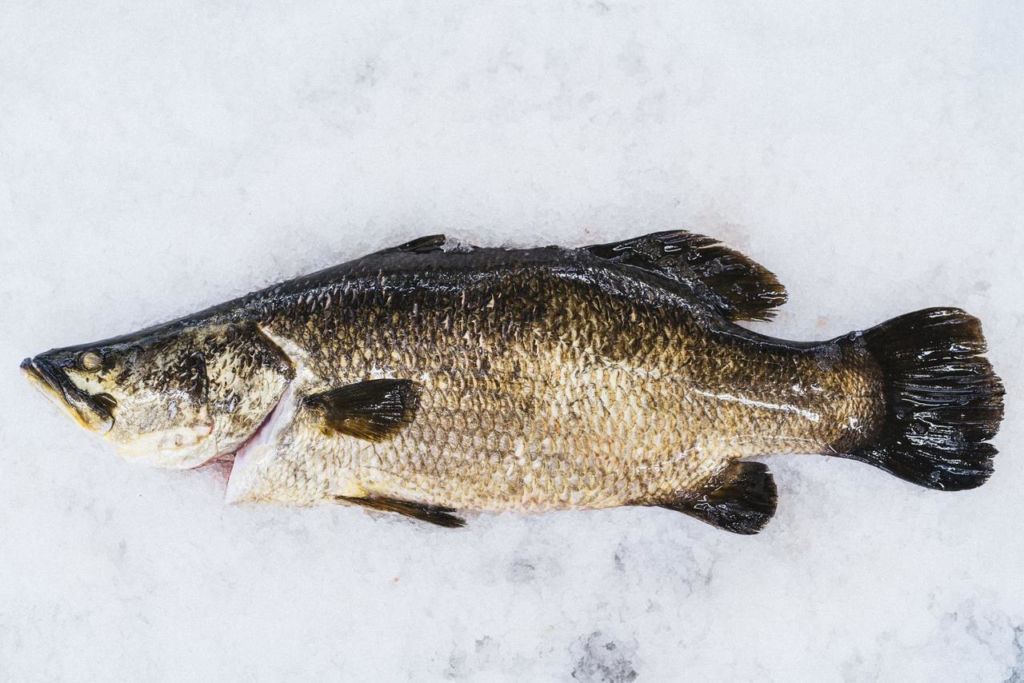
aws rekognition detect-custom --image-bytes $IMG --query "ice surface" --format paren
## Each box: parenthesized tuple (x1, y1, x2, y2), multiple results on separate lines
(1, 1, 1022, 681)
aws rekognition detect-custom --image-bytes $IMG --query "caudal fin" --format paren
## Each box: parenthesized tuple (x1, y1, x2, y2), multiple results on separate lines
(843, 308, 1004, 490)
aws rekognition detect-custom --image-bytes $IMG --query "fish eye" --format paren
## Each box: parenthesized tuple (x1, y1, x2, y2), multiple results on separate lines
(78, 351, 103, 372)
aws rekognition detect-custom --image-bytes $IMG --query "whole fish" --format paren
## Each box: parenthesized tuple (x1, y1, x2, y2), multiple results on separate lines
(21, 231, 1004, 533)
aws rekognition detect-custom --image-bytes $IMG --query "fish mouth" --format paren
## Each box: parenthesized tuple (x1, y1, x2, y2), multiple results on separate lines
(20, 357, 114, 434)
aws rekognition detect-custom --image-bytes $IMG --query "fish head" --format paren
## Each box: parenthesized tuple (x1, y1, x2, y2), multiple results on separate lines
(22, 319, 294, 468)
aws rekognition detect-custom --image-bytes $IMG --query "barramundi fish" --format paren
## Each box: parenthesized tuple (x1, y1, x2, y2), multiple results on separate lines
(21, 231, 1004, 533)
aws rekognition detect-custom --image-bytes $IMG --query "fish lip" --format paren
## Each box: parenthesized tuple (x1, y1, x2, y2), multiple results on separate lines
(21, 356, 114, 434)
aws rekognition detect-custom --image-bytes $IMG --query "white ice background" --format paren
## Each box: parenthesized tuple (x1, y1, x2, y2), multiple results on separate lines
(1, 2, 1023, 681)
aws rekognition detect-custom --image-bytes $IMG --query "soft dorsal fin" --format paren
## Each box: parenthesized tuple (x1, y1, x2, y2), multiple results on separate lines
(654, 460, 778, 534)
(585, 231, 787, 322)
(303, 379, 421, 442)
(334, 495, 466, 528)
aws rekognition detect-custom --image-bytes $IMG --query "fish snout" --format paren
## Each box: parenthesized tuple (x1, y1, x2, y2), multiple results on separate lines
(21, 355, 114, 434)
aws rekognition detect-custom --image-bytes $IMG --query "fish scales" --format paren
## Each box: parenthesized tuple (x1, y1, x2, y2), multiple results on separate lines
(239, 247, 883, 510)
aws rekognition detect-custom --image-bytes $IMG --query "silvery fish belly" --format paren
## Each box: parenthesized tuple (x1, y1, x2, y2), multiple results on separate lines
(22, 231, 1004, 534)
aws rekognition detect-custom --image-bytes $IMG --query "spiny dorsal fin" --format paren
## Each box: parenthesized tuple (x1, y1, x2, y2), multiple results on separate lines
(375, 234, 481, 256)
(585, 231, 788, 322)
(335, 495, 466, 528)
(378, 234, 448, 255)
(655, 460, 778, 534)
(304, 379, 420, 442)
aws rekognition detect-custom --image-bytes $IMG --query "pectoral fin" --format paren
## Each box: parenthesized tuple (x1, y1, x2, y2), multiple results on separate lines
(335, 495, 466, 528)
(585, 231, 787, 322)
(304, 379, 421, 442)
(655, 460, 778, 534)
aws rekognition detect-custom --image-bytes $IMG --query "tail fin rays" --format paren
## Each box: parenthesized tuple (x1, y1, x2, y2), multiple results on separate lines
(840, 308, 1004, 491)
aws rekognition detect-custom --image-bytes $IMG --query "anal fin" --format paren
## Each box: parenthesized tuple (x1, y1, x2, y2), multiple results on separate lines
(335, 495, 466, 528)
(585, 231, 787, 322)
(657, 461, 778, 534)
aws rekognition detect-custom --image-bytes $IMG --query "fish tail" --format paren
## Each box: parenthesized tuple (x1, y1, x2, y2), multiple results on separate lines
(840, 308, 1004, 490)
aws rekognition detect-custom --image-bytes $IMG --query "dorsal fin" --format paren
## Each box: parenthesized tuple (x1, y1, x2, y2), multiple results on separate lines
(375, 234, 482, 257)
(378, 234, 448, 255)
(585, 231, 788, 322)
